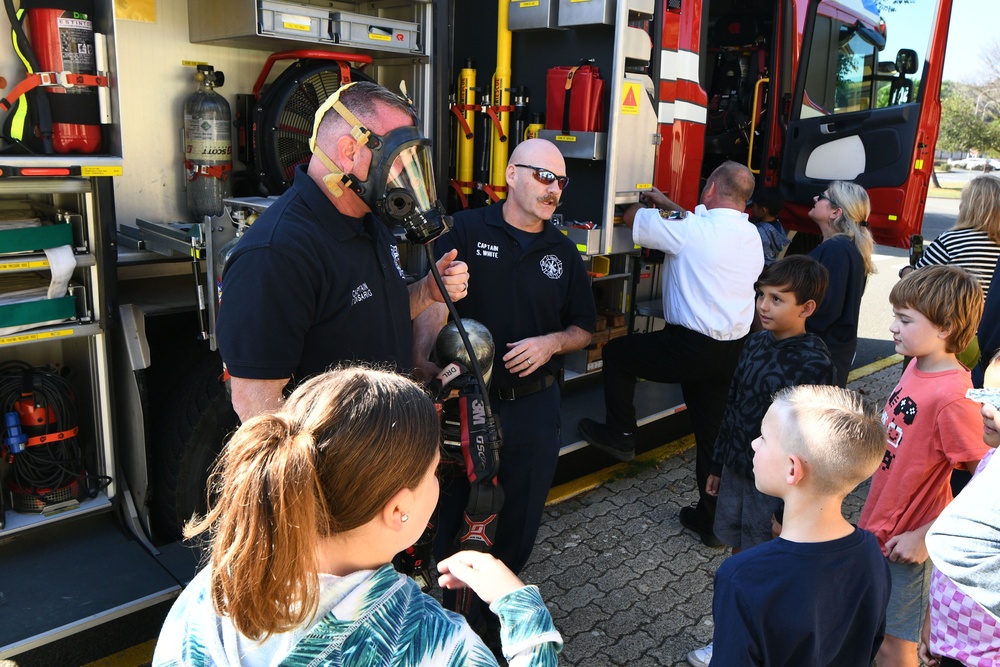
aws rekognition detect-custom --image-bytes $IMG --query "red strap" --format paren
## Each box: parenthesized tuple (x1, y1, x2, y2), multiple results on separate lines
(449, 104, 476, 139)
(448, 179, 471, 209)
(481, 184, 508, 203)
(51, 72, 109, 89)
(485, 104, 515, 142)
(562, 66, 581, 132)
(0, 72, 109, 111)
(26, 426, 79, 447)
(185, 161, 233, 180)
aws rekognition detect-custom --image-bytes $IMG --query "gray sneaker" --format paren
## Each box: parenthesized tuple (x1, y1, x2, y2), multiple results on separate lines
(686, 642, 712, 667)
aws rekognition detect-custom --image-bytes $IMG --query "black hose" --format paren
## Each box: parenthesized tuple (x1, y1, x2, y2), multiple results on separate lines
(0, 362, 111, 505)
(423, 244, 497, 422)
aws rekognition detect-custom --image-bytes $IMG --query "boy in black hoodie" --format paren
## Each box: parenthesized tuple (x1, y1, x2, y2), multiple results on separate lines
(706, 254, 838, 550)
(687, 255, 837, 667)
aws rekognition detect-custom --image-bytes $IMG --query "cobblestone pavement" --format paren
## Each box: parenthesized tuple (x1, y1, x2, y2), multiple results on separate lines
(518, 359, 903, 666)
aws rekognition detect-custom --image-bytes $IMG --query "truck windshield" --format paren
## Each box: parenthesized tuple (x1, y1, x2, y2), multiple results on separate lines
(801, 0, 940, 118)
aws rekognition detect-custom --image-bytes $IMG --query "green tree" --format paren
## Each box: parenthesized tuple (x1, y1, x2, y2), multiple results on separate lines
(937, 94, 1000, 155)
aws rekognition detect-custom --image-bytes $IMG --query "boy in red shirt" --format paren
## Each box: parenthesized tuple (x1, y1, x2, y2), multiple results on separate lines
(860, 265, 989, 667)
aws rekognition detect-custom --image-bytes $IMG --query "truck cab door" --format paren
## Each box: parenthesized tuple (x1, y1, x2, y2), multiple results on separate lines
(780, 0, 953, 247)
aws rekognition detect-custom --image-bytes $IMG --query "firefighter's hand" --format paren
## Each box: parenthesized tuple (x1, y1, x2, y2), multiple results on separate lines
(641, 187, 685, 214)
(706, 474, 721, 497)
(622, 202, 642, 228)
(504, 335, 556, 377)
(413, 358, 443, 386)
(640, 187, 671, 209)
(434, 249, 470, 302)
(437, 551, 526, 604)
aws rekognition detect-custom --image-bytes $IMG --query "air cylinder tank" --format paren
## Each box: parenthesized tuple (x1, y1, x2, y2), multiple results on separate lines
(184, 64, 232, 222)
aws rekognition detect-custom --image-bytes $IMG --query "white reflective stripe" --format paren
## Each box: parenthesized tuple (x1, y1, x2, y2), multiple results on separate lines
(674, 101, 706, 124)
(660, 49, 700, 83)
(658, 101, 706, 124)
(658, 101, 675, 124)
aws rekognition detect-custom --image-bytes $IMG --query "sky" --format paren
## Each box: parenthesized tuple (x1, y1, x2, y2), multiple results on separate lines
(942, 0, 1000, 83)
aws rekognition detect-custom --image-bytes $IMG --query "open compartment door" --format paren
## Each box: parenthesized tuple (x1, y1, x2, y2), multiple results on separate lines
(780, 0, 953, 247)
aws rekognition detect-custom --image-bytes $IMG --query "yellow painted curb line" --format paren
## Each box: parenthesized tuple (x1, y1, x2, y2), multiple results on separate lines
(847, 354, 903, 383)
(80, 639, 155, 667)
(547, 434, 696, 505)
(549, 355, 904, 506)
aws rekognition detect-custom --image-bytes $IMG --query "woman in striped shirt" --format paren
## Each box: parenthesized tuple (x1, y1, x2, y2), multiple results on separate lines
(908, 175, 1000, 296)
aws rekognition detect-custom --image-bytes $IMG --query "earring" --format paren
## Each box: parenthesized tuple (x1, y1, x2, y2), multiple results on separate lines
(401, 514, 409, 523)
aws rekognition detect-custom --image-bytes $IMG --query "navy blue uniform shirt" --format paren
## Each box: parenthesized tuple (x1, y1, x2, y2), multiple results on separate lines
(434, 201, 596, 391)
(217, 165, 413, 384)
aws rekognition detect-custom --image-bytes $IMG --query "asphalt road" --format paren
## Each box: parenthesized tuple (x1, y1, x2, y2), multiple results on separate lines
(853, 189, 961, 370)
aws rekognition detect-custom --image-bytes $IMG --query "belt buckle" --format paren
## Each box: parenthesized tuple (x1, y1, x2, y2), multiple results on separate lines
(497, 387, 517, 401)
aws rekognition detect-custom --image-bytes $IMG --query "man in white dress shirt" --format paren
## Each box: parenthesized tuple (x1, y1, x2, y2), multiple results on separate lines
(579, 161, 763, 547)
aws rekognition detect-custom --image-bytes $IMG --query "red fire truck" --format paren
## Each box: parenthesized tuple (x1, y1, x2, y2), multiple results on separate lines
(0, 0, 952, 658)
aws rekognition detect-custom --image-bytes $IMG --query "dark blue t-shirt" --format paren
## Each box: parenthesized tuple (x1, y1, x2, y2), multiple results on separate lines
(217, 166, 413, 384)
(712, 527, 890, 666)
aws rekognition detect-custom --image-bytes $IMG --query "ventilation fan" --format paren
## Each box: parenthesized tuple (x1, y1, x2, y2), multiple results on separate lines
(238, 50, 374, 196)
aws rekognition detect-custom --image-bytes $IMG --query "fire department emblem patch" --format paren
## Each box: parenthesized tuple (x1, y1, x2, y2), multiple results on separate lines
(540, 254, 563, 279)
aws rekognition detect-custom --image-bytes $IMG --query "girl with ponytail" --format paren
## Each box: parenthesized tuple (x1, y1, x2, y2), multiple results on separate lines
(153, 366, 560, 666)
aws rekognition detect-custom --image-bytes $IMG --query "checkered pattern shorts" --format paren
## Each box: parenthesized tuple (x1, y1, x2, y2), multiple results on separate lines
(929, 566, 1000, 666)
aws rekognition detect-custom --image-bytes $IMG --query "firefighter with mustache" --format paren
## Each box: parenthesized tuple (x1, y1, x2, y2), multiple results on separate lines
(415, 138, 596, 648)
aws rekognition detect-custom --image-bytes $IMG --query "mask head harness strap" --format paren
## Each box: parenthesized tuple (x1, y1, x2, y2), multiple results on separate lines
(308, 81, 382, 198)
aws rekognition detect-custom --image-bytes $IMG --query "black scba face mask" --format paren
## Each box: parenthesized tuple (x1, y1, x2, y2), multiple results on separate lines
(309, 82, 451, 245)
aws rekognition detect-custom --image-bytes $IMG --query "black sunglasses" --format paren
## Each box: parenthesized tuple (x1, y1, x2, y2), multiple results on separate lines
(514, 164, 569, 190)
(816, 192, 841, 209)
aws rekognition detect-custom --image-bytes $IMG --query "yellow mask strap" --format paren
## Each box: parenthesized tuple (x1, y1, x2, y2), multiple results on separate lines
(313, 147, 353, 198)
(308, 82, 372, 153)
(308, 81, 371, 198)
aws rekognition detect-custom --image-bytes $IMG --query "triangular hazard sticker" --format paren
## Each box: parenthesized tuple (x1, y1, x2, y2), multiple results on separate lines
(623, 88, 637, 107)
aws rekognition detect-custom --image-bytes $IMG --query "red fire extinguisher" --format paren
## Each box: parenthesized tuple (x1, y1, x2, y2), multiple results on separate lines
(23, 0, 102, 153)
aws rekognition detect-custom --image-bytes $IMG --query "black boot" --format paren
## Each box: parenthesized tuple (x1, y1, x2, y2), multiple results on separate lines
(578, 418, 636, 461)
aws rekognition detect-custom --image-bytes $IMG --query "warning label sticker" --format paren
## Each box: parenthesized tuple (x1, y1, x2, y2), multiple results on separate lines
(621, 82, 640, 116)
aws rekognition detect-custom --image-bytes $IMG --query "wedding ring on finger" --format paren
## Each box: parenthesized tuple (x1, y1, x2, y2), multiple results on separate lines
(526, 359, 532, 366)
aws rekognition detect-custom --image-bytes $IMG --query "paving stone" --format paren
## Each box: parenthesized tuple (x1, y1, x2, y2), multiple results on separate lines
(603, 629, 660, 663)
(554, 581, 604, 613)
(503, 362, 900, 666)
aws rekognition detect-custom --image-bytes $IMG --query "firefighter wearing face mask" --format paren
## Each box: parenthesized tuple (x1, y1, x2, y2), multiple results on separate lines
(217, 81, 470, 422)
(414, 138, 596, 642)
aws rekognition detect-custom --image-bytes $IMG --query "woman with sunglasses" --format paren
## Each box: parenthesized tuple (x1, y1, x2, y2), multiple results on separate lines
(806, 181, 876, 386)
(152, 366, 562, 667)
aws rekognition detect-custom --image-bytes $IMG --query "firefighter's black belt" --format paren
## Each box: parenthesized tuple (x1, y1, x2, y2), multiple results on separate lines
(492, 374, 555, 401)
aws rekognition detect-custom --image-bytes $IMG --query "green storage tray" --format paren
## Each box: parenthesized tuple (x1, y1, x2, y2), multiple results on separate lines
(0, 223, 74, 254)
(0, 295, 77, 328)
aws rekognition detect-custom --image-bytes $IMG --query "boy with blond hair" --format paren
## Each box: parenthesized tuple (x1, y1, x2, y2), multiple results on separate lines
(710, 384, 891, 666)
(689, 256, 837, 667)
(860, 264, 990, 667)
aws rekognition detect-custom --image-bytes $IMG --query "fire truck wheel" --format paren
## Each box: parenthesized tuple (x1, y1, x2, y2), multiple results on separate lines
(149, 354, 238, 543)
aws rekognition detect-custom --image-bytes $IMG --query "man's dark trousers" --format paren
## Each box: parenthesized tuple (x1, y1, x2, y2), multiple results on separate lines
(602, 323, 745, 520)
(434, 382, 561, 623)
